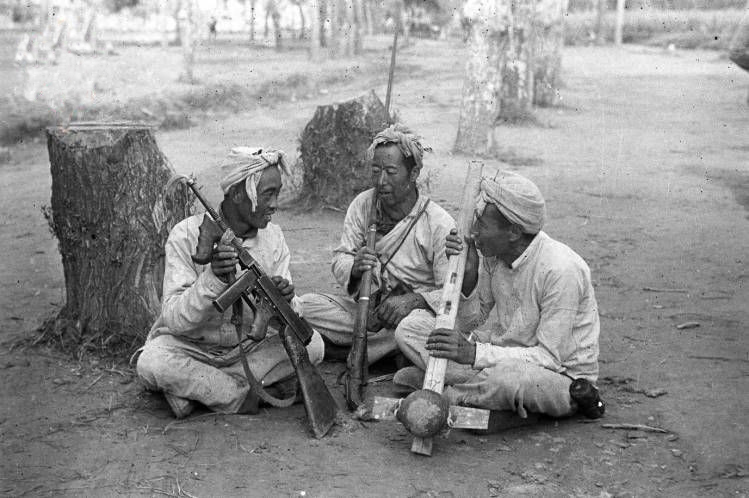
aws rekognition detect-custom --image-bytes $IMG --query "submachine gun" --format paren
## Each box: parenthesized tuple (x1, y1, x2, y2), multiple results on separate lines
(170, 175, 338, 438)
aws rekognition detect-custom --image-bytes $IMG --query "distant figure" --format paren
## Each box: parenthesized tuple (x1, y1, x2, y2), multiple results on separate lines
(208, 16, 217, 41)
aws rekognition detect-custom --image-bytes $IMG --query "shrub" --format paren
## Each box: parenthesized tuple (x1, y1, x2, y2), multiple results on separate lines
(564, 9, 743, 50)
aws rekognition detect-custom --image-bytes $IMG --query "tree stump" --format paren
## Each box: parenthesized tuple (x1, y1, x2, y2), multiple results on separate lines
(43, 123, 192, 353)
(297, 90, 389, 209)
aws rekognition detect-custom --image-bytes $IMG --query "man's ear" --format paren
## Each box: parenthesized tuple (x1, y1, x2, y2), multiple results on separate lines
(508, 224, 524, 242)
(229, 184, 245, 205)
(409, 167, 421, 184)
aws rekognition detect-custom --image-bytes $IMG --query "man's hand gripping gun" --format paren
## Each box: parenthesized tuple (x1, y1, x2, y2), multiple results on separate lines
(168, 175, 338, 438)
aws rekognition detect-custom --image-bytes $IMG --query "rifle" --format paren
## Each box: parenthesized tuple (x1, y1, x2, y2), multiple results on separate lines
(170, 175, 338, 438)
(344, 25, 400, 411)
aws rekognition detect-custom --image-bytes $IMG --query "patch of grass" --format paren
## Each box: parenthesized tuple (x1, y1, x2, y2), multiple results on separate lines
(0, 63, 372, 146)
(489, 145, 544, 167)
(564, 9, 742, 49)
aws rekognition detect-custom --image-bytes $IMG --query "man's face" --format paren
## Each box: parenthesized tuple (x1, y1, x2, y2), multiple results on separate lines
(471, 204, 514, 259)
(237, 167, 282, 229)
(371, 144, 417, 207)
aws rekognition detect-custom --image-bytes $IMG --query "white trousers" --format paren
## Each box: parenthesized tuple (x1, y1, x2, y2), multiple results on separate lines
(136, 331, 324, 413)
(299, 292, 436, 364)
(395, 324, 573, 417)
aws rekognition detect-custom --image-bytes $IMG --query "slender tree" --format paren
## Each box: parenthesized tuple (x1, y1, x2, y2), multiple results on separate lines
(533, 0, 568, 107)
(497, 0, 536, 123)
(454, 0, 508, 153)
(180, 0, 196, 83)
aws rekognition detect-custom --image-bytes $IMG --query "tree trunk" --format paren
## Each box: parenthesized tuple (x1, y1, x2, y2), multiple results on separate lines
(353, 0, 364, 54)
(272, 11, 282, 50)
(594, 0, 605, 44)
(298, 91, 389, 208)
(363, 0, 373, 36)
(340, 0, 355, 56)
(173, 0, 182, 46)
(497, 0, 536, 124)
(533, 0, 567, 107)
(310, 0, 322, 59)
(180, 0, 196, 83)
(299, 4, 306, 39)
(320, 0, 328, 47)
(328, 0, 340, 57)
(43, 124, 192, 354)
(454, 0, 507, 153)
(250, 0, 256, 42)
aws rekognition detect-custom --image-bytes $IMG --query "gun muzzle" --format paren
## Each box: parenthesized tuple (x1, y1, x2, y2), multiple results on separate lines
(214, 270, 259, 313)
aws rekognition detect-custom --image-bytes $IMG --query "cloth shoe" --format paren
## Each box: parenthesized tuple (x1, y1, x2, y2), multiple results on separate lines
(393, 366, 425, 393)
(164, 392, 196, 419)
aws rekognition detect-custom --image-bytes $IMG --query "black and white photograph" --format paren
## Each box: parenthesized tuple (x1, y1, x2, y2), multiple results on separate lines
(1, 0, 747, 495)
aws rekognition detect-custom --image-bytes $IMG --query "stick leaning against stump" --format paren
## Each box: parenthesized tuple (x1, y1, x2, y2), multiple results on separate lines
(373, 161, 488, 456)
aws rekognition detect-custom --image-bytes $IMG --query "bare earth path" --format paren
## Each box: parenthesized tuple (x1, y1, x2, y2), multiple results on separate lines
(1, 41, 747, 497)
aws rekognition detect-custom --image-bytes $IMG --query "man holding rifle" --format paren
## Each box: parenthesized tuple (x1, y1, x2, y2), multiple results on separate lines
(136, 147, 324, 419)
(300, 125, 455, 370)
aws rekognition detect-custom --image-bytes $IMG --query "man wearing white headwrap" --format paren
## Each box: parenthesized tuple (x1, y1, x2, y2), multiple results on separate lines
(395, 169, 601, 425)
(299, 125, 456, 365)
(136, 148, 324, 419)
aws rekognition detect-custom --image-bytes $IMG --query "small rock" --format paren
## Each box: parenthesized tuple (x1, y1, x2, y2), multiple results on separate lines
(671, 449, 683, 457)
(496, 444, 512, 452)
(666, 434, 679, 442)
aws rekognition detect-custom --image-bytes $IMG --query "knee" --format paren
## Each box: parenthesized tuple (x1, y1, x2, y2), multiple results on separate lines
(306, 331, 325, 365)
(298, 293, 328, 320)
(135, 338, 171, 385)
(394, 309, 435, 347)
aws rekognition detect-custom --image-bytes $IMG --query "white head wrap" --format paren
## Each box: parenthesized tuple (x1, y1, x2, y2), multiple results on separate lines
(476, 170, 546, 234)
(365, 124, 430, 170)
(219, 147, 290, 210)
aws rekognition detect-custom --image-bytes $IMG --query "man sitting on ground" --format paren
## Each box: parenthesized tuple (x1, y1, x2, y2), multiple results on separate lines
(136, 147, 324, 418)
(394, 170, 601, 421)
(299, 125, 455, 367)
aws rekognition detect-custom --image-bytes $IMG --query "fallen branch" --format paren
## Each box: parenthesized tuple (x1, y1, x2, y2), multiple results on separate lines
(687, 355, 749, 364)
(84, 373, 105, 391)
(601, 423, 669, 433)
(676, 321, 700, 330)
(642, 287, 688, 293)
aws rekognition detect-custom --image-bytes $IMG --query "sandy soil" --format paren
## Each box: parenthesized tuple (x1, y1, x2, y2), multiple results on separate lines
(1, 39, 748, 497)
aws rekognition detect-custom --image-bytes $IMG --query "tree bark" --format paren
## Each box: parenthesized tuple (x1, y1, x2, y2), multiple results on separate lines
(533, 0, 567, 107)
(44, 124, 192, 353)
(454, 0, 507, 153)
(497, 0, 536, 123)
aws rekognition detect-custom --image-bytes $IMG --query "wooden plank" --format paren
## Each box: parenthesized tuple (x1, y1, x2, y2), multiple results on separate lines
(411, 161, 483, 455)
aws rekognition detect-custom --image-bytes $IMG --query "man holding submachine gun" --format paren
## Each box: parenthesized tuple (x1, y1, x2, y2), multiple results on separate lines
(136, 147, 337, 437)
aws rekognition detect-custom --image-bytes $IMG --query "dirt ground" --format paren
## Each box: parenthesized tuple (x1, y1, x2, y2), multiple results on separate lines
(1, 39, 748, 497)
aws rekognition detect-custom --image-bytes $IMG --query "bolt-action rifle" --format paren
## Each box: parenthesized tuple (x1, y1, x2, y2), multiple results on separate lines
(344, 25, 400, 410)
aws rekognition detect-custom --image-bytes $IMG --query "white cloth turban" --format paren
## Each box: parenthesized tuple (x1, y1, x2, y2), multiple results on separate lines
(476, 171, 546, 234)
(219, 147, 289, 209)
